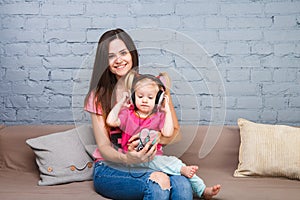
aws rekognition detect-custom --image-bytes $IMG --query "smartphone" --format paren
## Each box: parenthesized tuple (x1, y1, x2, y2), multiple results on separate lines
(136, 129, 158, 152)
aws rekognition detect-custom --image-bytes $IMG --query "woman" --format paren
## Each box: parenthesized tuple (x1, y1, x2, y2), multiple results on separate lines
(84, 28, 193, 200)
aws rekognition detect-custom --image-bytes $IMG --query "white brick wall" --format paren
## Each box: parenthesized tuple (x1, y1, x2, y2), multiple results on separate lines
(0, 0, 299, 125)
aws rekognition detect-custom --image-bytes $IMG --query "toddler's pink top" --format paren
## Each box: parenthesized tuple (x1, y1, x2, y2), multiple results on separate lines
(118, 107, 165, 155)
(84, 92, 165, 160)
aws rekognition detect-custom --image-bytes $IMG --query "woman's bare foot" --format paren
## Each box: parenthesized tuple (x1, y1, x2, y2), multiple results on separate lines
(202, 184, 221, 200)
(180, 165, 198, 178)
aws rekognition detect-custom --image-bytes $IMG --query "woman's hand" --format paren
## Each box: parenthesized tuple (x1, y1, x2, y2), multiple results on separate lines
(125, 134, 160, 165)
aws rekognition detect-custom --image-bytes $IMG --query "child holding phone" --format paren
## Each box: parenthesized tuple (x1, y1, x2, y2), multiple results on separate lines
(106, 71, 220, 199)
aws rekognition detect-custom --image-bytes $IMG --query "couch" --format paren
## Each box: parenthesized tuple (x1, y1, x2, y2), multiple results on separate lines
(0, 124, 299, 200)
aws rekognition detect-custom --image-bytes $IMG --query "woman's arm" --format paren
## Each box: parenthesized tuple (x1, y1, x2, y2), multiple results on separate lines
(91, 113, 126, 163)
(91, 113, 157, 164)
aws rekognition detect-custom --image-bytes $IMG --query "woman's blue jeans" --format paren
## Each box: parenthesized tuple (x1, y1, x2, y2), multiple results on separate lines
(93, 161, 193, 200)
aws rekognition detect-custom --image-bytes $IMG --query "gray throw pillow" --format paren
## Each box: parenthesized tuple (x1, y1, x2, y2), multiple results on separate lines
(76, 124, 97, 158)
(26, 125, 94, 186)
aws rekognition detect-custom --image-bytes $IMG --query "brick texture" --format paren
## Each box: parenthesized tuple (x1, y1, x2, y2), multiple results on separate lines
(0, 0, 299, 126)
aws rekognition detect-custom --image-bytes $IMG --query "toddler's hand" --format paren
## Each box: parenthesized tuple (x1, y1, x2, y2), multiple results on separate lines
(160, 95, 170, 112)
(121, 91, 131, 107)
(163, 95, 169, 104)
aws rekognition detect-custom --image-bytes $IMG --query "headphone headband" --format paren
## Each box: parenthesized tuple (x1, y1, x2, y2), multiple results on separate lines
(131, 74, 166, 93)
(131, 74, 165, 110)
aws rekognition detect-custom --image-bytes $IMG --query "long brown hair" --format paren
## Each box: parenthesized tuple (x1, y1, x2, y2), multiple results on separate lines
(85, 28, 139, 120)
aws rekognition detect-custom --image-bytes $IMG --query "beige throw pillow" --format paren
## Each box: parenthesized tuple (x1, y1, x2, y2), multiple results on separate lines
(26, 125, 94, 186)
(234, 118, 300, 180)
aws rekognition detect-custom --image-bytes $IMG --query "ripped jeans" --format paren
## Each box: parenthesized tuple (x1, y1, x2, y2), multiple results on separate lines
(93, 161, 193, 200)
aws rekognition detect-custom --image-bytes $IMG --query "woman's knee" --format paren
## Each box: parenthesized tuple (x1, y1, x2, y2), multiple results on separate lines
(170, 175, 193, 200)
(149, 171, 171, 190)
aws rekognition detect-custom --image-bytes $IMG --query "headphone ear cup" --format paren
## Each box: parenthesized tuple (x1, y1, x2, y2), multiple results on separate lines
(155, 90, 165, 107)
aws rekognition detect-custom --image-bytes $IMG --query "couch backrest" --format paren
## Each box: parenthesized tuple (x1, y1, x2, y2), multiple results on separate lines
(0, 125, 74, 173)
(164, 125, 241, 171)
(0, 124, 241, 174)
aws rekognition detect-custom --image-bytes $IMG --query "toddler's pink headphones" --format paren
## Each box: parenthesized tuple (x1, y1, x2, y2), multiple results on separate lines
(131, 74, 166, 110)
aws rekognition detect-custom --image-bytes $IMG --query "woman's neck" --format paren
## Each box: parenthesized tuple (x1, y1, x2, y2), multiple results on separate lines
(115, 78, 126, 103)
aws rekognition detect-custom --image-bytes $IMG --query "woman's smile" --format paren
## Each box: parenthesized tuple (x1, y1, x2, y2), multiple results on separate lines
(109, 39, 133, 79)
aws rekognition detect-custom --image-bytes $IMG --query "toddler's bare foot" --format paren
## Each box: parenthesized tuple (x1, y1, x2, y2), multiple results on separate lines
(180, 165, 198, 178)
(203, 184, 221, 200)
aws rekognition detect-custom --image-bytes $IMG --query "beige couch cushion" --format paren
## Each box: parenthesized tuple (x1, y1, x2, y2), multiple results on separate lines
(234, 118, 300, 180)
